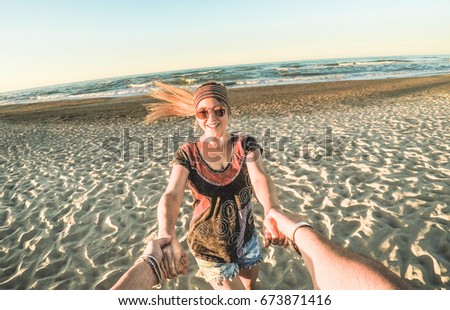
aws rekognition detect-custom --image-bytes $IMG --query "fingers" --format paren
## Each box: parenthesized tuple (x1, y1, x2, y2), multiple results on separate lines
(270, 230, 280, 246)
(281, 233, 290, 248)
(263, 229, 272, 248)
(160, 241, 188, 279)
(265, 217, 280, 246)
(168, 261, 178, 278)
(160, 256, 170, 279)
(181, 250, 188, 269)
(180, 251, 188, 275)
(264, 212, 293, 249)
(175, 258, 187, 276)
(276, 231, 286, 247)
(161, 245, 178, 279)
(160, 252, 170, 279)
(180, 258, 188, 275)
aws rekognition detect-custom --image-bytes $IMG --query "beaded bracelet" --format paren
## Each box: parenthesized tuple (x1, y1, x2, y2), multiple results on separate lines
(291, 221, 313, 256)
(140, 254, 163, 289)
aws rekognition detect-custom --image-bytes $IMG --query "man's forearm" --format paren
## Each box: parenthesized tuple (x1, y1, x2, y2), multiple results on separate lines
(111, 260, 158, 290)
(269, 209, 411, 290)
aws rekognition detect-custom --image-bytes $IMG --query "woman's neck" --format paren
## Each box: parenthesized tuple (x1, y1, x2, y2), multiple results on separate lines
(197, 132, 233, 168)
(199, 131, 231, 148)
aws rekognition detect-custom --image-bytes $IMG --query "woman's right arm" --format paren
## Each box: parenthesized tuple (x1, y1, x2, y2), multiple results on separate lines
(157, 164, 190, 278)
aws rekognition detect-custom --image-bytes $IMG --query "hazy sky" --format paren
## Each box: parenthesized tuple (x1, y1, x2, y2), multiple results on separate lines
(1, 0, 449, 92)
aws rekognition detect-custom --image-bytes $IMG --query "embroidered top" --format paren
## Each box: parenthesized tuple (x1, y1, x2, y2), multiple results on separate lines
(171, 134, 263, 263)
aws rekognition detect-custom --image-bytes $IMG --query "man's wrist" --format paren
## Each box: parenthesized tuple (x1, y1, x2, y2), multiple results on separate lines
(132, 260, 159, 288)
(292, 224, 317, 254)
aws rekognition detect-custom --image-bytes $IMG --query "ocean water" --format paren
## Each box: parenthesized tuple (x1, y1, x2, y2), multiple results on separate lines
(1, 55, 449, 106)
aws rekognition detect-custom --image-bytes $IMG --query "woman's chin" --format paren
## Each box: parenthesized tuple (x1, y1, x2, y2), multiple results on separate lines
(204, 129, 224, 138)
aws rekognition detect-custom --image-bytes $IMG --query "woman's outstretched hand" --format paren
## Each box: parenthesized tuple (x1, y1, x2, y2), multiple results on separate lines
(263, 212, 289, 248)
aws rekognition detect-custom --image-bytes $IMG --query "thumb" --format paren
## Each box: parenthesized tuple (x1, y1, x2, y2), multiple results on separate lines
(263, 230, 272, 248)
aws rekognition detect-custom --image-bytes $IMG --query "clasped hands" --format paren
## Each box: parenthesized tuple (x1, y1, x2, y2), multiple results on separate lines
(158, 237, 188, 279)
(158, 212, 290, 279)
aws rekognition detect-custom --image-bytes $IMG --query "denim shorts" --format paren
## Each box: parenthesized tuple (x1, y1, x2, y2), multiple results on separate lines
(195, 233, 263, 285)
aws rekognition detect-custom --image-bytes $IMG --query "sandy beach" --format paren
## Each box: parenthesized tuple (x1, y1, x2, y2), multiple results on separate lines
(0, 75, 449, 289)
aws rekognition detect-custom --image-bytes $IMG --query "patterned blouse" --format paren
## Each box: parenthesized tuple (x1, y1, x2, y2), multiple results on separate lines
(171, 134, 263, 263)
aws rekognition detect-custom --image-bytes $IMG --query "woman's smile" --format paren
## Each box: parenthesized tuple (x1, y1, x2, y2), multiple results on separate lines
(206, 122, 220, 129)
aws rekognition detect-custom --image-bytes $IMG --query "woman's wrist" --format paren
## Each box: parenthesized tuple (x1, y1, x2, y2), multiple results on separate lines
(158, 229, 175, 238)
(264, 205, 281, 216)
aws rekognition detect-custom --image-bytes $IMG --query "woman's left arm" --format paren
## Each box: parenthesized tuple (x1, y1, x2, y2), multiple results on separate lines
(246, 149, 287, 247)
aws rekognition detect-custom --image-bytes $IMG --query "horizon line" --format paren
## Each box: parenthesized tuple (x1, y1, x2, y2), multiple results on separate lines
(2, 52, 449, 94)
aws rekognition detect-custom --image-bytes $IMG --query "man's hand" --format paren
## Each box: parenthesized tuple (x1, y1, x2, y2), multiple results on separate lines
(142, 236, 172, 264)
(160, 238, 188, 278)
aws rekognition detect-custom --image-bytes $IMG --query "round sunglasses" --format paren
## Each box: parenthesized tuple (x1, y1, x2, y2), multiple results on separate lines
(195, 106, 227, 120)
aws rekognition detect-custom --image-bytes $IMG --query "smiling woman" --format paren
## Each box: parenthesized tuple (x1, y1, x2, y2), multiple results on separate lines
(146, 81, 288, 290)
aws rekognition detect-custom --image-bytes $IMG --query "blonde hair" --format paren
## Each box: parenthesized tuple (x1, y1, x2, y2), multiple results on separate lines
(144, 82, 194, 123)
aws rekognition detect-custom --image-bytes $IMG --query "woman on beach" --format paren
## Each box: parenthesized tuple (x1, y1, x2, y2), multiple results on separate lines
(147, 81, 287, 289)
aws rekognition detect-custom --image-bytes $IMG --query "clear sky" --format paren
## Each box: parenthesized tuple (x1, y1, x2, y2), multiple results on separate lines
(1, 0, 449, 93)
